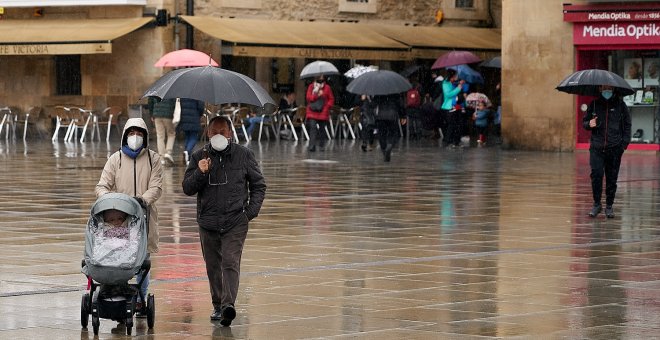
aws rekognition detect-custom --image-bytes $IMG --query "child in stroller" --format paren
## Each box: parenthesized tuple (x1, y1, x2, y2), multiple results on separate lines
(80, 193, 155, 335)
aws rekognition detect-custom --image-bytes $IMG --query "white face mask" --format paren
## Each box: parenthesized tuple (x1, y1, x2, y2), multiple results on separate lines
(210, 134, 229, 152)
(127, 135, 143, 151)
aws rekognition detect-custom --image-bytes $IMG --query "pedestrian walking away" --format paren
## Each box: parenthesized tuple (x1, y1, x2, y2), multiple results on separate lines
(148, 97, 176, 166)
(177, 98, 205, 165)
(95, 117, 163, 317)
(182, 115, 267, 327)
(583, 85, 631, 218)
(373, 94, 405, 162)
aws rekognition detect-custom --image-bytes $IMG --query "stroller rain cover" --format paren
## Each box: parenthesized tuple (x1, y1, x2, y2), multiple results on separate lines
(82, 193, 148, 285)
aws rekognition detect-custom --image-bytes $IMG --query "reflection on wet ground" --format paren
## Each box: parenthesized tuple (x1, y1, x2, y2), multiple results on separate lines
(0, 138, 658, 339)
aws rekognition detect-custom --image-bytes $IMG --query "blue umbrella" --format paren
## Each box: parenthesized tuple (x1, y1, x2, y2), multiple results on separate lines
(447, 64, 484, 84)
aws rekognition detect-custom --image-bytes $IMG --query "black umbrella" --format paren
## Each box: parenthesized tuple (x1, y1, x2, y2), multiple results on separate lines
(480, 56, 501, 68)
(346, 70, 411, 96)
(142, 66, 275, 107)
(400, 65, 421, 78)
(556, 69, 634, 97)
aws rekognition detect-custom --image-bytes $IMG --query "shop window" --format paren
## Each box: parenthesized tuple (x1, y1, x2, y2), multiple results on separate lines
(456, 0, 474, 8)
(338, 0, 377, 13)
(271, 58, 295, 94)
(55, 55, 81, 96)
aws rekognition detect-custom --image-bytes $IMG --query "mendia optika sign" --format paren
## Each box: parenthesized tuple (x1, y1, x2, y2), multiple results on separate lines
(563, 3, 660, 46)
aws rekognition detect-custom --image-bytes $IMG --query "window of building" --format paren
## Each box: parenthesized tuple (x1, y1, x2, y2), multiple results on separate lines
(456, 0, 474, 8)
(55, 55, 81, 96)
(338, 0, 377, 13)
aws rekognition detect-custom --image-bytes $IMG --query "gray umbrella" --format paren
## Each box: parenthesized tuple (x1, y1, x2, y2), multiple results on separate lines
(556, 69, 634, 97)
(480, 56, 501, 68)
(142, 66, 275, 107)
(300, 60, 340, 79)
(346, 70, 411, 96)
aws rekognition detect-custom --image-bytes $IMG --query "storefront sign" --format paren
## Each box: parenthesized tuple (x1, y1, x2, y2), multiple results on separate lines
(564, 10, 660, 22)
(0, 43, 111, 55)
(228, 45, 410, 61)
(574, 22, 660, 45)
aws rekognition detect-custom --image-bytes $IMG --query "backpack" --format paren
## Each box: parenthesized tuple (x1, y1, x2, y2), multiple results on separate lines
(405, 88, 421, 108)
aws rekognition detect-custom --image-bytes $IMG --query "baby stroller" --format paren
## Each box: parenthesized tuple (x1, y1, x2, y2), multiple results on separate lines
(80, 193, 154, 335)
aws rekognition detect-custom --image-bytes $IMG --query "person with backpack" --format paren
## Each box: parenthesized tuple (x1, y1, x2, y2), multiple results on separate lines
(405, 81, 423, 139)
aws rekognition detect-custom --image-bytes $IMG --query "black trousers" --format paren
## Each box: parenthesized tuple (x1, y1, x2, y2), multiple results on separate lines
(589, 147, 624, 206)
(307, 118, 329, 148)
(198, 223, 248, 311)
(444, 110, 462, 145)
(375, 119, 399, 151)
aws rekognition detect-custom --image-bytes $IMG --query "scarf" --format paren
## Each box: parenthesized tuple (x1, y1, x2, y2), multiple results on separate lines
(121, 145, 143, 159)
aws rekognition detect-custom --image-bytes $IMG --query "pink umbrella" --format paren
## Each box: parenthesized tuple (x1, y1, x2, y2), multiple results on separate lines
(431, 51, 481, 69)
(154, 49, 219, 67)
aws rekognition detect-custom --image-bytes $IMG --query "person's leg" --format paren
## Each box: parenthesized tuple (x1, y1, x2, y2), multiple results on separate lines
(164, 118, 176, 157)
(317, 120, 329, 148)
(154, 118, 166, 157)
(604, 148, 624, 216)
(307, 118, 318, 151)
(198, 227, 224, 312)
(218, 222, 248, 326)
(589, 149, 605, 216)
(184, 131, 198, 154)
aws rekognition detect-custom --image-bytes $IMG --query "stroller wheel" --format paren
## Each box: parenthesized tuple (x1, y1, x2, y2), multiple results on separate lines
(80, 293, 90, 328)
(146, 293, 155, 329)
(92, 315, 100, 335)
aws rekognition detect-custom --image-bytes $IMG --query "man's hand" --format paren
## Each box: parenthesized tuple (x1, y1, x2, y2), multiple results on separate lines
(199, 157, 211, 174)
(589, 116, 598, 128)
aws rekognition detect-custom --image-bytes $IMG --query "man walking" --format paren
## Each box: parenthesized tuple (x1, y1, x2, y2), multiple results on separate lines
(182, 115, 266, 326)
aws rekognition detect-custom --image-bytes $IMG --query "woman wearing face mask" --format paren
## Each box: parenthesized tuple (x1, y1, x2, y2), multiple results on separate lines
(583, 85, 631, 218)
(305, 74, 335, 152)
(95, 117, 163, 317)
(182, 115, 266, 327)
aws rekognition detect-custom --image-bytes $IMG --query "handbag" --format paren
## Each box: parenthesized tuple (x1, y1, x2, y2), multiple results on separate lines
(172, 98, 181, 126)
(309, 97, 325, 112)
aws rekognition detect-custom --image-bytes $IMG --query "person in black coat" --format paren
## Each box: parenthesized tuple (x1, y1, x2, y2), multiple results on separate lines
(373, 94, 406, 162)
(582, 85, 631, 218)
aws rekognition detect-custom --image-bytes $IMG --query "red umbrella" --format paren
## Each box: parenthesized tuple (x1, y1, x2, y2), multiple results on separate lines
(431, 51, 481, 69)
(154, 49, 219, 67)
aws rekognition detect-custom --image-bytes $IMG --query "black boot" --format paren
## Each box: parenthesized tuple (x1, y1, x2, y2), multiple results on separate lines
(588, 204, 602, 218)
(605, 205, 614, 218)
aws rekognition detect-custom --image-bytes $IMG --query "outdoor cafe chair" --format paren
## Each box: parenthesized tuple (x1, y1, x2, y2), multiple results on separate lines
(333, 107, 357, 140)
(96, 106, 124, 142)
(230, 107, 250, 142)
(257, 109, 279, 141)
(51, 106, 76, 142)
(0, 106, 15, 140)
(12, 106, 41, 141)
(285, 107, 310, 141)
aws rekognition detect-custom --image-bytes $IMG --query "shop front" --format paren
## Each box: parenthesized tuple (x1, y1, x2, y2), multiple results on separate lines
(563, 2, 660, 151)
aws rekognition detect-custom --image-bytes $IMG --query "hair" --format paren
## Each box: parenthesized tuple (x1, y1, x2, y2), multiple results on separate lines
(446, 69, 457, 79)
(208, 115, 232, 128)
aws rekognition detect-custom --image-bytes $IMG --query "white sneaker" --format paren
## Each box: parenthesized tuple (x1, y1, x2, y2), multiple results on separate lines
(163, 153, 174, 165)
(183, 151, 189, 164)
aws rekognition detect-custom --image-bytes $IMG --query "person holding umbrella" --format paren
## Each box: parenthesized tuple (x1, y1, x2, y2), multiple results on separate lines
(305, 75, 335, 152)
(583, 84, 631, 218)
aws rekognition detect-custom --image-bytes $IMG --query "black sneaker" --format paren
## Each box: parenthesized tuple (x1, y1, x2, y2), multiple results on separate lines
(605, 206, 614, 218)
(588, 204, 602, 218)
(220, 304, 236, 327)
(210, 309, 222, 321)
(361, 144, 367, 152)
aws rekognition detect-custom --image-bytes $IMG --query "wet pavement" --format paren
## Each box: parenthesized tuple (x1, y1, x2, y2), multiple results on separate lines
(0, 137, 659, 339)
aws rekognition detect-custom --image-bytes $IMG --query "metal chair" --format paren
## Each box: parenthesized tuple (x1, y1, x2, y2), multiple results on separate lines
(0, 106, 15, 140)
(285, 107, 309, 141)
(96, 106, 124, 142)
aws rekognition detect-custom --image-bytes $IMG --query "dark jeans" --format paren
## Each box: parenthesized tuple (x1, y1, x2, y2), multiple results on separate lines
(590, 147, 624, 206)
(199, 223, 248, 310)
(307, 118, 329, 148)
(375, 119, 399, 151)
(444, 110, 462, 146)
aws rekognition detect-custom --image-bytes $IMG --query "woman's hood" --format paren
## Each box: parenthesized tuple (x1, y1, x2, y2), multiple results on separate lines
(121, 118, 149, 148)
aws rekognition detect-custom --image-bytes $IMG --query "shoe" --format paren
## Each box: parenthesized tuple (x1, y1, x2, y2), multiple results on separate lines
(220, 304, 236, 327)
(210, 309, 223, 321)
(383, 144, 392, 162)
(588, 204, 602, 218)
(605, 206, 614, 218)
(183, 151, 189, 164)
(308, 145, 316, 152)
(164, 153, 174, 166)
(135, 301, 146, 318)
(361, 144, 367, 152)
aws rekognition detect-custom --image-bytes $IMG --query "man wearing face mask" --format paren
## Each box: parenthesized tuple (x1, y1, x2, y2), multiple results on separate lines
(96, 117, 163, 317)
(182, 115, 266, 326)
(582, 85, 631, 218)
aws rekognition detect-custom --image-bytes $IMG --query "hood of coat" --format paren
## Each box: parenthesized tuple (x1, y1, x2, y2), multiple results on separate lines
(121, 118, 149, 148)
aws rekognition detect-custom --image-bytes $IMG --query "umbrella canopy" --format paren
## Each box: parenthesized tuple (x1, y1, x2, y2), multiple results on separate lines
(300, 60, 340, 79)
(480, 56, 501, 69)
(400, 65, 421, 78)
(346, 70, 411, 96)
(556, 69, 634, 97)
(142, 66, 275, 107)
(447, 64, 484, 84)
(154, 49, 219, 67)
(431, 51, 481, 69)
(344, 64, 378, 79)
(465, 92, 491, 108)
